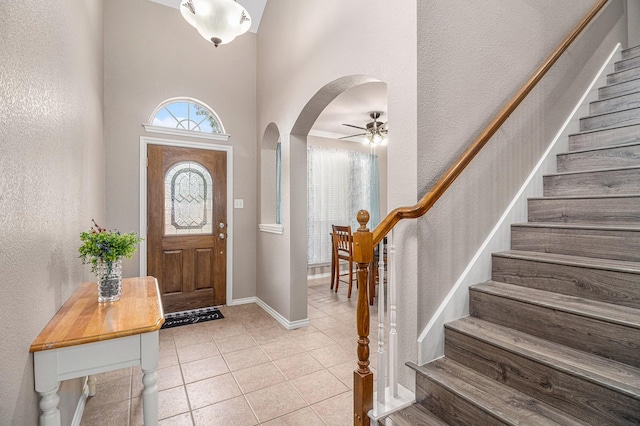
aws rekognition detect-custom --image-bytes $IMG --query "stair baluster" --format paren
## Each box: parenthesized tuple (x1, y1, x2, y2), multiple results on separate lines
(388, 230, 398, 399)
(354, 211, 373, 426)
(376, 237, 386, 408)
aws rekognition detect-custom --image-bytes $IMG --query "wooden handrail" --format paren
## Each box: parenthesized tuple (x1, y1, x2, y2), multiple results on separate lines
(354, 1, 610, 424)
(371, 0, 609, 246)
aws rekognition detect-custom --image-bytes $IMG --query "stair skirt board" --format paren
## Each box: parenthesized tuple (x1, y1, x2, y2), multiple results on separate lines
(416, 43, 621, 366)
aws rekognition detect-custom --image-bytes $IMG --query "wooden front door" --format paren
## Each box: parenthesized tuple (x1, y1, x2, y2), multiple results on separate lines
(147, 144, 227, 313)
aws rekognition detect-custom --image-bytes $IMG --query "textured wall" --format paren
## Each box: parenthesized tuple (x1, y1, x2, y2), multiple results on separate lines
(256, 0, 418, 384)
(104, 0, 258, 300)
(0, 0, 105, 424)
(416, 0, 626, 335)
(628, 0, 640, 46)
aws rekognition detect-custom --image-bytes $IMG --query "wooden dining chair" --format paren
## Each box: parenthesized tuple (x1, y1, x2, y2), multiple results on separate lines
(331, 225, 357, 298)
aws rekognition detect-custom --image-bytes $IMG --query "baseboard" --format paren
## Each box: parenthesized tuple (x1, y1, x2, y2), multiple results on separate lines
(416, 42, 622, 365)
(308, 272, 331, 280)
(255, 298, 310, 330)
(71, 377, 90, 426)
(227, 296, 257, 306)
(228, 296, 310, 329)
(369, 384, 416, 421)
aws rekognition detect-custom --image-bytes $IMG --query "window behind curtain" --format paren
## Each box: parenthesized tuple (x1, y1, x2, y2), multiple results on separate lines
(307, 146, 378, 265)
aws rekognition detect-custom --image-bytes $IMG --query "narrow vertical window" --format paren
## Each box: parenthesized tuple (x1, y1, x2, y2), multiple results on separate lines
(276, 142, 282, 225)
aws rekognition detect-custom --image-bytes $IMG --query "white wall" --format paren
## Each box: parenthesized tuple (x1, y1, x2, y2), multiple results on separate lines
(0, 1, 105, 424)
(104, 0, 258, 301)
(256, 0, 418, 384)
(415, 0, 627, 349)
(628, 0, 640, 46)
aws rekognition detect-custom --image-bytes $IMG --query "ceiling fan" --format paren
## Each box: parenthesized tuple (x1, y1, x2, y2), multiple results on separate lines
(340, 111, 388, 145)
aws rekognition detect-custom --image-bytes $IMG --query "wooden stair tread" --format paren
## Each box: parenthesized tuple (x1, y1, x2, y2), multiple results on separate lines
(592, 89, 640, 104)
(608, 65, 640, 76)
(607, 67, 640, 84)
(493, 250, 640, 274)
(382, 403, 449, 426)
(599, 79, 640, 101)
(590, 91, 640, 115)
(392, 45, 640, 425)
(558, 140, 640, 156)
(513, 221, 640, 231)
(446, 317, 640, 399)
(528, 194, 640, 201)
(581, 104, 640, 121)
(409, 359, 589, 425)
(615, 58, 640, 72)
(471, 281, 640, 329)
(544, 164, 640, 178)
(621, 46, 640, 60)
(568, 122, 640, 137)
(580, 106, 640, 131)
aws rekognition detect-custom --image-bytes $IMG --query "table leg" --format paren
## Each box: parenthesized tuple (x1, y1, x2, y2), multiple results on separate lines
(87, 375, 97, 396)
(38, 386, 61, 426)
(34, 351, 61, 426)
(141, 331, 160, 425)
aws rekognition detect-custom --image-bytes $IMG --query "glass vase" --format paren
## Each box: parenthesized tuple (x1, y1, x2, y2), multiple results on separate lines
(96, 258, 123, 303)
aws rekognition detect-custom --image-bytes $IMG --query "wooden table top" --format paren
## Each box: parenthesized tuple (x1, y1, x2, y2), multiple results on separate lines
(30, 276, 165, 353)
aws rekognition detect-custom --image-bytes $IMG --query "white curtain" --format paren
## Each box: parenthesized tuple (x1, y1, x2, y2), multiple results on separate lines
(307, 146, 376, 265)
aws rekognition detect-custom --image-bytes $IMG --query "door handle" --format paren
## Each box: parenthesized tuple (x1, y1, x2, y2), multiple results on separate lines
(218, 233, 226, 239)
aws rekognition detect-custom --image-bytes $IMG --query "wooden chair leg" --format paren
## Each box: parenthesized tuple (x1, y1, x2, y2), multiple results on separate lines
(347, 259, 353, 298)
(330, 249, 336, 290)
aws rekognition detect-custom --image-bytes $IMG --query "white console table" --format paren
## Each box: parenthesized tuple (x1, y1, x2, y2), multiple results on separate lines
(30, 276, 165, 425)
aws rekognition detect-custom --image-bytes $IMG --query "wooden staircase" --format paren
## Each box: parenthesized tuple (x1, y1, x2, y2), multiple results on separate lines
(384, 46, 640, 425)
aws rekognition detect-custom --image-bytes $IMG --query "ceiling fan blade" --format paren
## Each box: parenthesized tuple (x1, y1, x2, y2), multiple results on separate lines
(338, 133, 367, 140)
(342, 123, 367, 131)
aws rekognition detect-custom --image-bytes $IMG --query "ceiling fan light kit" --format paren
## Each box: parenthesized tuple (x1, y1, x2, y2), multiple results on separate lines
(180, 0, 251, 47)
(341, 111, 388, 146)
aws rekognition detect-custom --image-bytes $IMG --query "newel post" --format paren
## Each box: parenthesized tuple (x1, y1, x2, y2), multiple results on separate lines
(353, 210, 373, 426)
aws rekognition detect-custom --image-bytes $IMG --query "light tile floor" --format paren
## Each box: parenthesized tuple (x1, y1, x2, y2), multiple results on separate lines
(80, 277, 378, 426)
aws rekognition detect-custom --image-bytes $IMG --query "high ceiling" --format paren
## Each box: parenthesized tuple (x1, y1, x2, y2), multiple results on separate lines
(310, 82, 387, 141)
(148, 0, 388, 141)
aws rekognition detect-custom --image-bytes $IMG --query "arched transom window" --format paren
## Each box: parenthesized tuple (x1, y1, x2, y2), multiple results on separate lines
(145, 98, 229, 140)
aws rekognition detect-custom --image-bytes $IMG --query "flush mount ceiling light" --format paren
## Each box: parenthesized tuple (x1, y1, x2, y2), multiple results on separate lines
(180, 0, 251, 47)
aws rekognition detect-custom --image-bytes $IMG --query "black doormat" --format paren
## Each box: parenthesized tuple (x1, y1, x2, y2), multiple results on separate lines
(161, 307, 224, 329)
